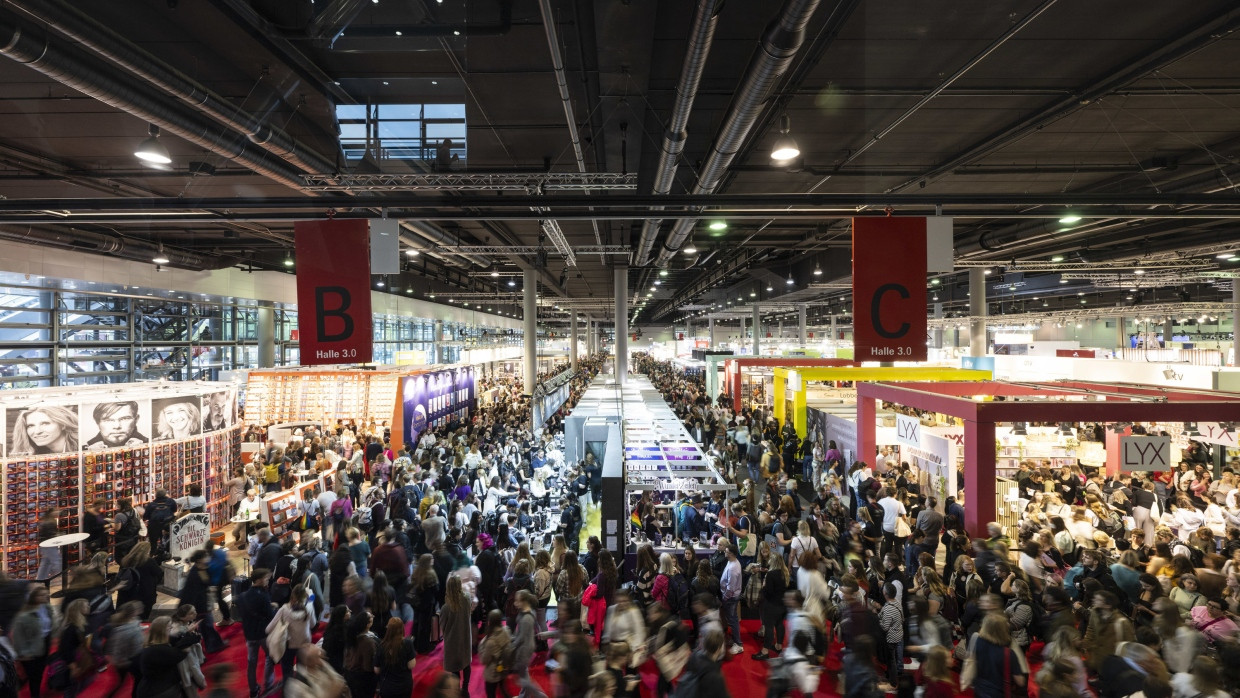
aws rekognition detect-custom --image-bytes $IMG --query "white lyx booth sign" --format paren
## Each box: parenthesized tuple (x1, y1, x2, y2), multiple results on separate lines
(896, 413, 921, 450)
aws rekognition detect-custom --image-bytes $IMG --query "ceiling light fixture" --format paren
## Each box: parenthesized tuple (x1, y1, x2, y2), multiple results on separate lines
(283, 252, 294, 267)
(1059, 214, 1082, 224)
(405, 249, 419, 257)
(134, 124, 172, 165)
(682, 239, 698, 255)
(507, 279, 516, 287)
(1133, 268, 1145, 275)
(376, 278, 385, 288)
(659, 269, 668, 277)
(1051, 255, 1065, 262)
(766, 283, 773, 292)
(813, 262, 822, 276)
(786, 273, 795, 285)
(770, 113, 800, 161)
(151, 244, 170, 265)
(491, 269, 499, 277)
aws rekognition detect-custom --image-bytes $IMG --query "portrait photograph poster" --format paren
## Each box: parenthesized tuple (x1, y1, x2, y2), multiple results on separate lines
(6, 403, 80, 457)
(81, 399, 152, 451)
(151, 396, 204, 442)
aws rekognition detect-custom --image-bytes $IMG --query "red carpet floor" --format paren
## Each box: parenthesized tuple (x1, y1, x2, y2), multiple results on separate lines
(21, 619, 1029, 697)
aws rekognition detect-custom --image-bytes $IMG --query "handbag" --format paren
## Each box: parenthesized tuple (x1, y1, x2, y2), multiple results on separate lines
(653, 642, 690, 680)
(895, 517, 912, 538)
(267, 613, 289, 663)
(959, 635, 978, 689)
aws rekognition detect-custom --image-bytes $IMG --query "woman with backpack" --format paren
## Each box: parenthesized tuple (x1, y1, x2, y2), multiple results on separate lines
(410, 554, 440, 654)
(115, 542, 161, 621)
(102, 601, 143, 698)
(11, 583, 56, 698)
(343, 611, 378, 698)
(478, 610, 513, 698)
(504, 559, 536, 630)
(533, 550, 554, 649)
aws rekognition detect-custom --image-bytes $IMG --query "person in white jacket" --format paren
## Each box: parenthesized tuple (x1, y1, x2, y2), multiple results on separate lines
(286, 645, 347, 698)
(602, 588, 647, 655)
(266, 585, 318, 684)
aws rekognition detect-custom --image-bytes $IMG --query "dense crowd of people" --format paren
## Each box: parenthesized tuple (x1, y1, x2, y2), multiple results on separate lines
(628, 352, 1240, 698)
(0, 356, 612, 698)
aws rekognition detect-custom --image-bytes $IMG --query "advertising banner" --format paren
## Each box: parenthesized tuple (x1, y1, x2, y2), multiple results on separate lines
(1120, 435, 1175, 471)
(401, 367, 477, 448)
(852, 217, 928, 361)
(294, 219, 373, 365)
(169, 513, 211, 558)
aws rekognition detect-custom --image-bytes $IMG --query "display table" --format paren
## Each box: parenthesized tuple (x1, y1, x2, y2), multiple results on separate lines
(40, 532, 90, 595)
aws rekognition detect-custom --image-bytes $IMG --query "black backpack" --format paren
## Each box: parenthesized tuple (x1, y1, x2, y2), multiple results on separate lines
(117, 509, 140, 539)
(667, 573, 691, 616)
(147, 499, 175, 526)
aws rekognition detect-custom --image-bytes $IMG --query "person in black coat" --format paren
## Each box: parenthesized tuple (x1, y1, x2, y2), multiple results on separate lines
(474, 539, 501, 614)
(177, 550, 227, 653)
(238, 569, 278, 697)
(253, 530, 283, 572)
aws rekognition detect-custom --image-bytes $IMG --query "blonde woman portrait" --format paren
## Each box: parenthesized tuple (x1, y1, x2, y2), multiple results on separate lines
(153, 398, 201, 441)
(9, 404, 78, 456)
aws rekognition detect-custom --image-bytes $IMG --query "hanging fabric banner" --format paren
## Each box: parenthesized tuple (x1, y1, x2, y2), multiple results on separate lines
(852, 217, 928, 362)
(294, 219, 373, 365)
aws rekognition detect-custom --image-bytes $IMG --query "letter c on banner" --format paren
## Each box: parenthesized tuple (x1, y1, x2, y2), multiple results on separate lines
(871, 283, 911, 339)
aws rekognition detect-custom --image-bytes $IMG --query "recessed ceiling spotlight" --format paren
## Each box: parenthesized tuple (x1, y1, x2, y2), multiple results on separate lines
(1059, 214, 1082, 224)
(405, 249, 419, 257)
(1134, 268, 1145, 275)
(1051, 255, 1065, 262)
(708, 221, 727, 231)
(508, 279, 516, 287)
(659, 269, 668, 277)
(983, 269, 992, 275)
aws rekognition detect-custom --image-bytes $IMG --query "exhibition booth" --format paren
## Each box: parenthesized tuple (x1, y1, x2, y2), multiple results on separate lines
(854, 379, 1240, 535)
(721, 357, 855, 412)
(773, 366, 992, 438)
(0, 381, 241, 578)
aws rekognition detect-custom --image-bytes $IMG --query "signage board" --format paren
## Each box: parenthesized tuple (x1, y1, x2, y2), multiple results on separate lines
(896, 413, 921, 450)
(1195, 422, 1237, 448)
(852, 217, 928, 361)
(169, 513, 211, 558)
(1056, 348, 1096, 358)
(294, 219, 373, 365)
(1120, 435, 1174, 471)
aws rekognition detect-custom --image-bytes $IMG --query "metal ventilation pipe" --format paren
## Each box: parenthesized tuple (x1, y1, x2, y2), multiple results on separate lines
(401, 220, 492, 268)
(0, 8, 311, 192)
(654, 0, 822, 267)
(6, 0, 339, 177)
(0, 225, 226, 270)
(632, 0, 725, 267)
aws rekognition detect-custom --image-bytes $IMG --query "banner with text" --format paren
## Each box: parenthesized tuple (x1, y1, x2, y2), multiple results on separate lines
(1120, 435, 1174, 471)
(294, 219, 373, 365)
(852, 217, 928, 361)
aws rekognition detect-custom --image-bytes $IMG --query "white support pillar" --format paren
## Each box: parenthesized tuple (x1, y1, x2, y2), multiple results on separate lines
(798, 304, 807, 344)
(257, 301, 276, 368)
(1233, 285, 1240, 366)
(570, 312, 579, 372)
(933, 303, 944, 349)
(830, 314, 837, 342)
(1115, 316, 1127, 352)
(752, 304, 760, 357)
(523, 269, 537, 396)
(969, 267, 986, 357)
(708, 316, 715, 347)
(615, 266, 629, 384)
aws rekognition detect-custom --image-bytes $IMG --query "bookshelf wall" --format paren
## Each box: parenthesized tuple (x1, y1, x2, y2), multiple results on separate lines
(244, 370, 402, 429)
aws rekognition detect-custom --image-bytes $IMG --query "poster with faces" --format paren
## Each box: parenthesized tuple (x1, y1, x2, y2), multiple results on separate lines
(82, 399, 151, 451)
(202, 388, 235, 432)
(6, 403, 80, 456)
(151, 396, 203, 442)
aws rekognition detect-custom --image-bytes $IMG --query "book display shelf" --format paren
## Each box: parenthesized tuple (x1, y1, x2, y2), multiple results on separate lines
(244, 369, 404, 430)
(0, 381, 242, 576)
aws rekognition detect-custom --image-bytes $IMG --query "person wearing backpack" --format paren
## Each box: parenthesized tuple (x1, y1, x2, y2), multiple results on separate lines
(142, 489, 179, 553)
(478, 610, 512, 698)
(674, 628, 730, 698)
(263, 460, 280, 493)
(238, 568, 277, 698)
(111, 497, 141, 561)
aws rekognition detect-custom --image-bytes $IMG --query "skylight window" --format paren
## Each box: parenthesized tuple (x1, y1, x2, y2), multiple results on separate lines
(335, 102, 466, 165)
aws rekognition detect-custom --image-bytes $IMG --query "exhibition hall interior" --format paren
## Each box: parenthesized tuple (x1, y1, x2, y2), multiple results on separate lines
(0, 1, 1238, 697)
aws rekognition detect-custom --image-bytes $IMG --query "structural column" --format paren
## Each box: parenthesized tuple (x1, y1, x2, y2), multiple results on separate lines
(798, 304, 807, 344)
(432, 319, 443, 364)
(963, 419, 997, 536)
(523, 269, 537, 396)
(830, 315, 837, 343)
(933, 303, 944, 349)
(1163, 318, 1173, 347)
(1115, 316, 1127, 352)
(752, 304, 760, 357)
(257, 301, 276, 368)
(708, 316, 715, 348)
(615, 266, 628, 385)
(968, 267, 986, 357)
(1233, 285, 1240, 366)
(570, 312, 579, 372)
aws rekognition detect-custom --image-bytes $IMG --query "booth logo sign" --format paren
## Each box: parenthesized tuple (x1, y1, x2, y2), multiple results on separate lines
(294, 219, 374, 365)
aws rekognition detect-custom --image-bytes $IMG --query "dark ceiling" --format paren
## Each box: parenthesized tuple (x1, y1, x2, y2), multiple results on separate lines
(0, 0, 1238, 327)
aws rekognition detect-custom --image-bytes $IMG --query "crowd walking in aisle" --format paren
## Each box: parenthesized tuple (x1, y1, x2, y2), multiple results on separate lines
(2, 350, 1240, 697)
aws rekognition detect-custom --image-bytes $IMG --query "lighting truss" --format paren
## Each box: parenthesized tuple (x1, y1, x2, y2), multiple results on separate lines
(540, 219, 576, 267)
(953, 259, 1215, 272)
(300, 172, 638, 192)
(467, 270, 525, 277)
(435, 244, 628, 256)
(928, 302, 1235, 328)
(1058, 272, 1188, 288)
(806, 282, 854, 290)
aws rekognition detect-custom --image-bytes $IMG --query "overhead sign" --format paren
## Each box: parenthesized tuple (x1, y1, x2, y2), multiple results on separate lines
(294, 219, 373, 365)
(1195, 422, 1237, 448)
(896, 413, 921, 449)
(1120, 435, 1173, 471)
(852, 217, 928, 361)
(169, 514, 211, 558)
(1056, 349, 1096, 358)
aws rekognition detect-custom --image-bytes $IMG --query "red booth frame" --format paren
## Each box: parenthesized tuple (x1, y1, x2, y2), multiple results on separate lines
(723, 358, 853, 413)
(854, 379, 1240, 536)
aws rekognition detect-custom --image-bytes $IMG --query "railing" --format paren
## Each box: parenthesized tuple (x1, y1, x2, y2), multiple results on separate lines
(1117, 346, 1223, 366)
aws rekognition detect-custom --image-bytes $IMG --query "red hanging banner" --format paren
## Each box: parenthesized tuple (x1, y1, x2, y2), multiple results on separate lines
(852, 217, 928, 361)
(294, 219, 373, 365)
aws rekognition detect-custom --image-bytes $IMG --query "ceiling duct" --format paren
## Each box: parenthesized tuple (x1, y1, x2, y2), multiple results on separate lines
(6, 0, 338, 178)
(653, 0, 823, 268)
(632, 0, 724, 267)
(0, 8, 311, 193)
(0, 225, 226, 270)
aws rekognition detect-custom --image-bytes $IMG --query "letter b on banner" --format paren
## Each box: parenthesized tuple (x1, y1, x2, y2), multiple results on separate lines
(295, 219, 373, 365)
(852, 217, 928, 361)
